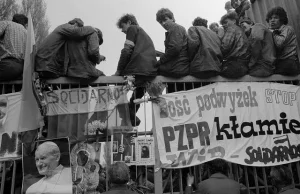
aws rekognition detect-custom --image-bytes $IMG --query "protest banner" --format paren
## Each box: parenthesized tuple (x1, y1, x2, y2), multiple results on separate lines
(70, 142, 107, 193)
(44, 86, 132, 142)
(111, 131, 137, 165)
(22, 138, 72, 194)
(153, 82, 300, 168)
(0, 93, 21, 161)
(135, 137, 155, 165)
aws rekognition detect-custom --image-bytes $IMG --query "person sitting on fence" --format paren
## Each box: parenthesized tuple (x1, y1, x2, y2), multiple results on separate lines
(185, 159, 240, 194)
(114, 14, 157, 126)
(220, 11, 250, 78)
(239, 17, 276, 77)
(225, 1, 235, 13)
(266, 6, 300, 76)
(209, 22, 225, 39)
(66, 22, 106, 80)
(269, 165, 300, 194)
(156, 8, 190, 78)
(35, 18, 97, 79)
(187, 17, 223, 79)
(102, 161, 138, 194)
(231, 0, 251, 18)
(0, 14, 27, 81)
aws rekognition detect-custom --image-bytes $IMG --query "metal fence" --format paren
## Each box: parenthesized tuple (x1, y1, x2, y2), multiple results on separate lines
(1, 75, 300, 194)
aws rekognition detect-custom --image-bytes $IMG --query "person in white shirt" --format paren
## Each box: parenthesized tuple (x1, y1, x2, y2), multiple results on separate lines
(25, 141, 72, 194)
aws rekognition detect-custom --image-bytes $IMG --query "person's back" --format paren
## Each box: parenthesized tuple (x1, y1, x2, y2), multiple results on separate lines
(188, 25, 222, 78)
(197, 173, 240, 194)
(66, 31, 105, 79)
(35, 19, 95, 78)
(0, 19, 27, 81)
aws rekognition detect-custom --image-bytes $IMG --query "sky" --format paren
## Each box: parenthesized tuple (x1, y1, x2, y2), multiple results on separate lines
(44, 0, 230, 131)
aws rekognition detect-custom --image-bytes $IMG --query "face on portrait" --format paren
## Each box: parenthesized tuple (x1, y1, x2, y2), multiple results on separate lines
(35, 144, 60, 176)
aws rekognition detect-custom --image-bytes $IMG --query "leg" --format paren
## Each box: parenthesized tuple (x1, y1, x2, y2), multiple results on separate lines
(275, 58, 299, 76)
(221, 60, 248, 78)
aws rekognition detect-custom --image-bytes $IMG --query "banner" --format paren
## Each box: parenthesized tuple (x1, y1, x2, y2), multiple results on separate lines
(153, 82, 300, 168)
(135, 137, 155, 165)
(22, 138, 72, 194)
(44, 86, 132, 142)
(0, 93, 21, 161)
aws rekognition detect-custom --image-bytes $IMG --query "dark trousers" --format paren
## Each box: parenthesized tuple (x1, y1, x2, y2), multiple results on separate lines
(274, 57, 300, 76)
(0, 58, 23, 81)
(249, 62, 274, 77)
(221, 59, 248, 78)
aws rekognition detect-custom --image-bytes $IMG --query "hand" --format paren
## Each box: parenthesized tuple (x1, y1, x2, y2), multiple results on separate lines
(100, 55, 106, 62)
(187, 173, 194, 186)
(119, 145, 124, 153)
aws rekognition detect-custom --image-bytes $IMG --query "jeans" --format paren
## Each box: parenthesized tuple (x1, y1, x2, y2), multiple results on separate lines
(249, 62, 274, 77)
(0, 58, 23, 81)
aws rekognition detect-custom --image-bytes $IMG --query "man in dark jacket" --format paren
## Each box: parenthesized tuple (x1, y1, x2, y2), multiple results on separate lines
(188, 17, 223, 78)
(66, 28, 105, 80)
(35, 18, 96, 78)
(240, 17, 276, 77)
(220, 12, 250, 78)
(156, 8, 189, 78)
(270, 165, 300, 194)
(102, 162, 138, 194)
(185, 159, 240, 194)
(115, 14, 157, 126)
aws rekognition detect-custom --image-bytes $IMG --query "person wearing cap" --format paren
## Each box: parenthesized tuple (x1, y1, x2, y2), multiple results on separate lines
(114, 14, 157, 126)
(240, 17, 276, 77)
(220, 12, 250, 78)
(66, 26, 106, 80)
(35, 18, 97, 78)
(266, 6, 299, 76)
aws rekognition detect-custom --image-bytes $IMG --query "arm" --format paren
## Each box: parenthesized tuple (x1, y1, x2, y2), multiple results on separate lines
(221, 27, 235, 56)
(158, 26, 185, 65)
(187, 27, 200, 61)
(87, 32, 101, 64)
(115, 26, 137, 75)
(273, 26, 295, 49)
(57, 23, 95, 39)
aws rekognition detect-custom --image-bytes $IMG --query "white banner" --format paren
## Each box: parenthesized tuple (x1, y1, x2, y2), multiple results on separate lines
(0, 93, 21, 160)
(153, 82, 300, 168)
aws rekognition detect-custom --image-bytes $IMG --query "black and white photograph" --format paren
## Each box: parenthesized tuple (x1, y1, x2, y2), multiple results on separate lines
(22, 138, 72, 194)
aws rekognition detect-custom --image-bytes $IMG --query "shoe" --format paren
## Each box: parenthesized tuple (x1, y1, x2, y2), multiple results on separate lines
(131, 116, 141, 127)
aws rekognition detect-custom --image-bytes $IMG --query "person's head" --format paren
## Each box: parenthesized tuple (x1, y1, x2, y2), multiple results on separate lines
(207, 159, 229, 175)
(231, 0, 242, 9)
(270, 165, 293, 189)
(266, 6, 288, 30)
(225, 1, 233, 11)
(209, 22, 220, 33)
(95, 28, 103, 45)
(12, 14, 28, 28)
(108, 162, 130, 184)
(239, 17, 254, 33)
(156, 8, 175, 31)
(77, 150, 89, 166)
(220, 11, 239, 29)
(35, 141, 60, 177)
(192, 17, 208, 28)
(68, 18, 84, 27)
(116, 14, 138, 34)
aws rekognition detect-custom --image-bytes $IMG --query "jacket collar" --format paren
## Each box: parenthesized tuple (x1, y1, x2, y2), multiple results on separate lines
(210, 173, 228, 179)
(279, 184, 295, 193)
